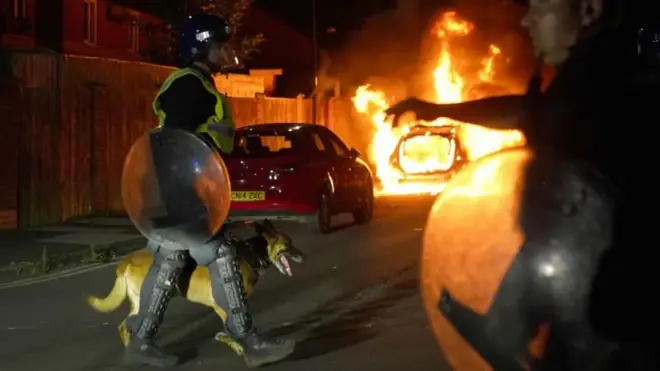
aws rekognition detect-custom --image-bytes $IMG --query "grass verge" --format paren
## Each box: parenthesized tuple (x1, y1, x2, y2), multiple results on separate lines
(0, 239, 145, 282)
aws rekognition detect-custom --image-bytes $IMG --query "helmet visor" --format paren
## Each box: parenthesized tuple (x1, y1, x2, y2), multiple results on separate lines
(211, 41, 244, 71)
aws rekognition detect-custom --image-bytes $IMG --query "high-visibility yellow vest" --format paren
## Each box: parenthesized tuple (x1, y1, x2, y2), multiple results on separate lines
(153, 67, 235, 154)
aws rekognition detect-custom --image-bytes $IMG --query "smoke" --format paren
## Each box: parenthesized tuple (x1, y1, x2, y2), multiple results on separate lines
(317, 0, 535, 99)
(315, 0, 428, 99)
(452, 0, 535, 91)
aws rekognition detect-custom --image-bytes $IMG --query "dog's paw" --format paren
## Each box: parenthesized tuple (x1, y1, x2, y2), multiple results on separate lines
(215, 332, 244, 355)
(118, 321, 131, 348)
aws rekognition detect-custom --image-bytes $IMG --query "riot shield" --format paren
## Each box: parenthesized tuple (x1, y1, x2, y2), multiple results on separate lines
(420, 147, 615, 370)
(121, 128, 232, 249)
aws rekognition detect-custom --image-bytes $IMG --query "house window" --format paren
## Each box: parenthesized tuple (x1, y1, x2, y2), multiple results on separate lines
(10, 0, 27, 18)
(83, 0, 98, 44)
(129, 20, 140, 52)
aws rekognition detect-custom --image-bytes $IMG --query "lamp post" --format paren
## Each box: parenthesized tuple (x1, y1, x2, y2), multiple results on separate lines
(311, 0, 318, 124)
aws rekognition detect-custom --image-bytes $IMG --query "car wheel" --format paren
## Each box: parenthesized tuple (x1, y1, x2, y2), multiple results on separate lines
(353, 181, 374, 224)
(306, 189, 332, 234)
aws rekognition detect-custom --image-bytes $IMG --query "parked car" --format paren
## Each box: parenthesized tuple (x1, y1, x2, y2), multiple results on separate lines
(389, 125, 469, 185)
(224, 123, 374, 233)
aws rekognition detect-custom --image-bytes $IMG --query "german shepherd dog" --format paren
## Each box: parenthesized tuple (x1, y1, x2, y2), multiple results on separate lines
(86, 220, 305, 354)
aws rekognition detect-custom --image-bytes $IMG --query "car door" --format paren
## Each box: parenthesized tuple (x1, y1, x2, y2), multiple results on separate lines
(308, 131, 342, 198)
(319, 131, 354, 209)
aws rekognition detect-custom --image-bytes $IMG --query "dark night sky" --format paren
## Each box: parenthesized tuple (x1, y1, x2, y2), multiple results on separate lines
(254, 0, 395, 48)
(111, 0, 392, 48)
(255, 0, 368, 35)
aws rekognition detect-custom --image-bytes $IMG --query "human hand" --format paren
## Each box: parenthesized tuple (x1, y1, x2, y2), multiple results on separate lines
(384, 97, 442, 127)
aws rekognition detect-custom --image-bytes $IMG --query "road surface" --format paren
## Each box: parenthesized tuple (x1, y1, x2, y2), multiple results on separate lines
(0, 196, 451, 371)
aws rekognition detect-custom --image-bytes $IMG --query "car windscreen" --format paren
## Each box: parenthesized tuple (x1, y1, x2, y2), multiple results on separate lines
(228, 130, 302, 158)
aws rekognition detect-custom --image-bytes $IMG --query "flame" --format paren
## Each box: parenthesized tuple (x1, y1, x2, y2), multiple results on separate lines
(352, 11, 525, 195)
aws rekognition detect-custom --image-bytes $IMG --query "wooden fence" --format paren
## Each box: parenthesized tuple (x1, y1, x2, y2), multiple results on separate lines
(0, 50, 364, 228)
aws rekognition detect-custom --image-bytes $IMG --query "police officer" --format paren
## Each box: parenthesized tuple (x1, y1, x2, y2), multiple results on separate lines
(386, 0, 660, 369)
(123, 14, 295, 368)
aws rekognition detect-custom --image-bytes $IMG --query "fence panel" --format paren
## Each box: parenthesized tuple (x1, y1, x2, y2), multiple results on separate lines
(2, 51, 365, 227)
(0, 84, 21, 229)
(259, 97, 298, 123)
(228, 97, 258, 128)
(59, 86, 93, 222)
(104, 91, 157, 214)
(20, 87, 64, 226)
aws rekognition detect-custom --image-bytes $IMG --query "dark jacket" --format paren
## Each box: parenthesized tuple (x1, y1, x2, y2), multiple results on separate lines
(157, 65, 217, 134)
(526, 32, 640, 184)
(443, 31, 650, 191)
(438, 30, 660, 353)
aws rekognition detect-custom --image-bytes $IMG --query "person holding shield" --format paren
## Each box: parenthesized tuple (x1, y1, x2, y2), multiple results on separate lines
(385, 0, 660, 369)
(121, 13, 296, 368)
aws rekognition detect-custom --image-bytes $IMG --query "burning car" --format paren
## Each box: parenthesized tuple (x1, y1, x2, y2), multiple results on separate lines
(352, 11, 526, 196)
(388, 125, 468, 188)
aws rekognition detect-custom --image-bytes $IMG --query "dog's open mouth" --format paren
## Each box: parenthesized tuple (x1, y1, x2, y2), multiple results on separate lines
(277, 255, 292, 276)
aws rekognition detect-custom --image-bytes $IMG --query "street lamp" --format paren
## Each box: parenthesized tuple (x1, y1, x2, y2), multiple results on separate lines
(311, 0, 318, 124)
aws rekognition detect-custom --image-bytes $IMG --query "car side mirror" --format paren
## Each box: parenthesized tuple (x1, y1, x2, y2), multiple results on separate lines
(349, 148, 360, 159)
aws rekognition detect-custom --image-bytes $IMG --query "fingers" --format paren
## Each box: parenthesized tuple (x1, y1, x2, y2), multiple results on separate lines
(382, 111, 399, 127)
(391, 114, 402, 128)
(383, 114, 402, 128)
(383, 106, 396, 116)
(384, 101, 413, 128)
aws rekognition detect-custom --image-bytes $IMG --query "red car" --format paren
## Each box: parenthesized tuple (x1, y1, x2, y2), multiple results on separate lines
(224, 123, 374, 233)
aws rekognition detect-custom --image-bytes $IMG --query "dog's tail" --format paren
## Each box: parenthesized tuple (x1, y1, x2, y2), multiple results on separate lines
(86, 261, 128, 313)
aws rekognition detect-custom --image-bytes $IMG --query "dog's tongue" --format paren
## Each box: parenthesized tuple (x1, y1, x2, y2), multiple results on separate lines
(278, 255, 292, 276)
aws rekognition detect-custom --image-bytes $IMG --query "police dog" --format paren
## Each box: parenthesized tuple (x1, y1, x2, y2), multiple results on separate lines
(86, 220, 305, 354)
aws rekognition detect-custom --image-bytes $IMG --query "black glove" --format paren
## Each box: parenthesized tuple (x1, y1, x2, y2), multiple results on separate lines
(384, 97, 442, 128)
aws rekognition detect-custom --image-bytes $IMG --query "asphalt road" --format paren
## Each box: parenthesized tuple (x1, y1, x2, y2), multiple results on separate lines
(0, 195, 451, 371)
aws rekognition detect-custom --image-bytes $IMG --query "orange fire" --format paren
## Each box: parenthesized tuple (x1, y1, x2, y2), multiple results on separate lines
(352, 11, 525, 195)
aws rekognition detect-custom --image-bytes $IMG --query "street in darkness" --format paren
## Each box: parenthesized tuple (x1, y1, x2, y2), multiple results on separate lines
(0, 196, 451, 371)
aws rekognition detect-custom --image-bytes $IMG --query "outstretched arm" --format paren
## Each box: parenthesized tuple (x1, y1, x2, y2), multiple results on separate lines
(385, 94, 531, 130)
(434, 95, 530, 130)
(386, 72, 541, 130)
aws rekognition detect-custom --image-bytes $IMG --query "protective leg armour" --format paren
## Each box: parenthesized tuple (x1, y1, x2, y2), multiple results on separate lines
(206, 239, 296, 368)
(136, 251, 186, 339)
(208, 243, 252, 336)
(123, 247, 187, 368)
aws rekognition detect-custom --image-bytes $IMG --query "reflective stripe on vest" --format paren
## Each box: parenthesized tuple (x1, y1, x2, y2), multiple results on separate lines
(152, 67, 235, 154)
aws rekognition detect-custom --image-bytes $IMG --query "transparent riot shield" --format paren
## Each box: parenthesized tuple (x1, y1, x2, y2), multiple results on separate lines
(419, 147, 614, 369)
(121, 128, 232, 249)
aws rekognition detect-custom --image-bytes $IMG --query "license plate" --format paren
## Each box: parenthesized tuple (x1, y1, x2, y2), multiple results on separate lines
(231, 191, 265, 202)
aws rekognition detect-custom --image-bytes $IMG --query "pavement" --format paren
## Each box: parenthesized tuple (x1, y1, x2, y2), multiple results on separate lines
(0, 217, 144, 284)
(0, 194, 452, 371)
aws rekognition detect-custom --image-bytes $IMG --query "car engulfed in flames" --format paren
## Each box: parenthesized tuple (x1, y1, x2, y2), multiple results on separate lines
(352, 11, 527, 196)
(389, 125, 469, 190)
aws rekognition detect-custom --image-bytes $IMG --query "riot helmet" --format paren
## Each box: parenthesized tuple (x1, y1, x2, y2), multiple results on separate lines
(179, 14, 243, 72)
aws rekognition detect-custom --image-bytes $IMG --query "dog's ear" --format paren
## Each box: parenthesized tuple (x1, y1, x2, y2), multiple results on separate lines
(263, 219, 276, 233)
(254, 221, 266, 235)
